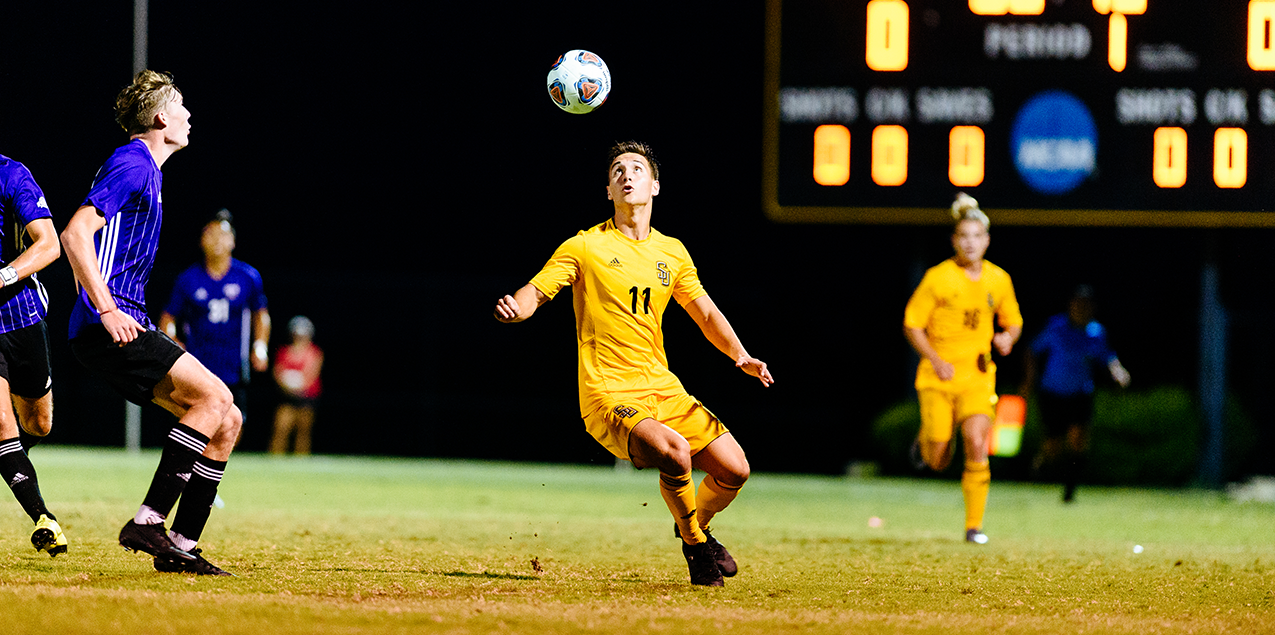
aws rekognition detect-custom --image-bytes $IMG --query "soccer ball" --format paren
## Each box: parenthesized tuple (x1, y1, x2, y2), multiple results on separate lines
(546, 50, 611, 114)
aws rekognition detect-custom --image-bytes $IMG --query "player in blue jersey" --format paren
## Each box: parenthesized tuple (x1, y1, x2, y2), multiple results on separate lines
(160, 209, 270, 442)
(0, 155, 66, 557)
(60, 70, 239, 576)
(1023, 285, 1131, 503)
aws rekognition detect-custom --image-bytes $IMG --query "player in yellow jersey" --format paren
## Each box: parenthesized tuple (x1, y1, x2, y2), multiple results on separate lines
(494, 140, 773, 587)
(903, 193, 1022, 545)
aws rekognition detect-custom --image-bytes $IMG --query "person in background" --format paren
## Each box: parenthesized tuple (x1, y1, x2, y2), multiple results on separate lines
(904, 193, 1022, 545)
(160, 209, 270, 444)
(270, 316, 322, 455)
(1023, 285, 1131, 503)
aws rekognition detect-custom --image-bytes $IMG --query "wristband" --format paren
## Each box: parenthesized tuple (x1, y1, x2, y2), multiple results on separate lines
(0, 266, 16, 287)
(253, 340, 268, 359)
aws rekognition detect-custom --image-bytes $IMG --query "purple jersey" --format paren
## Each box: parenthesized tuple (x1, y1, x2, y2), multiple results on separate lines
(164, 259, 267, 386)
(0, 155, 52, 332)
(68, 140, 164, 339)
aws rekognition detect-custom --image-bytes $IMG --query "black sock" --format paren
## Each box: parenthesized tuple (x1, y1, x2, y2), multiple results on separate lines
(169, 456, 226, 544)
(18, 427, 42, 452)
(0, 437, 51, 522)
(141, 424, 210, 519)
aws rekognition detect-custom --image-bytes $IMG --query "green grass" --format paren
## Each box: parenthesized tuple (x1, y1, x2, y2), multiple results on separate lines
(0, 447, 1271, 634)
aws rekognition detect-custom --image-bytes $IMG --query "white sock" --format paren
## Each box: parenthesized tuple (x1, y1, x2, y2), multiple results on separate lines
(168, 530, 197, 552)
(133, 505, 164, 526)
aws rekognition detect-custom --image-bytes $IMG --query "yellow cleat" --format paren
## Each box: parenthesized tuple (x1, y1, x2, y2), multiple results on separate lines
(31, 514, 67, 557)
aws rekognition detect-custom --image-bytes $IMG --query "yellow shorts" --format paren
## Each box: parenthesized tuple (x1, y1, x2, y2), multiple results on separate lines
(918, 382, 998, 445)
(583, 392, 728, 461)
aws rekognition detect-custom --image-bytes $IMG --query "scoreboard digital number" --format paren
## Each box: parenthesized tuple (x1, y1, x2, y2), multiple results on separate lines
(764, 0, 1275, 226)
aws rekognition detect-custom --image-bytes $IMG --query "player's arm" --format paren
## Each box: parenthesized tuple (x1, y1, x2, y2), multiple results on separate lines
(252, 308, 271, 372)
(158, 312, 186, 349)
(494, 284, 548, 323)
(904, 326, 954, 381)
(60, 205, 145, 344)
(684, 294, 773, 387)
(0, 218, 60, 286)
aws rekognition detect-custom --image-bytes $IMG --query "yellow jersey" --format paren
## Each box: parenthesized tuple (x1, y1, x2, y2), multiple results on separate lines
(530, 219, 707, 416)
(904, 258, 1023, 391)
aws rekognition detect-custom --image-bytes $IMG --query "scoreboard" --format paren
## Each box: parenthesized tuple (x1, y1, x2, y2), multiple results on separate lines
(764, 0, 1275, 225)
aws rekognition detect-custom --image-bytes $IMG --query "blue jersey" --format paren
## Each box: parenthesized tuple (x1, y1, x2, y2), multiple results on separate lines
(164, 260, 267, 386)
(0, 155, 52, 332)
(1030, 313, 1117, 396)
(69, 140, 164, 339)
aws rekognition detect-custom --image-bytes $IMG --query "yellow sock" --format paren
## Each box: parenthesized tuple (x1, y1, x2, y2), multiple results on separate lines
(695, 474, 742, 532)
(961, 459, 991, 530)
(660, 471, 705, 544)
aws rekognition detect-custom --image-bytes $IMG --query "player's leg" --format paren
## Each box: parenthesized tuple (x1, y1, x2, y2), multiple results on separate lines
(689, 432, 747, 577)
(1061, 400, 1092, 502)
(1, 325, 65, 556)
(293, 405, 315, 455)
(629, 417, 723, 586)
(144, 354, 239, 575)
(959, 411, 992, 544)
(270, 404, 297, 454)
(917, 390, 957, 471)
(0, 380, 62, 555)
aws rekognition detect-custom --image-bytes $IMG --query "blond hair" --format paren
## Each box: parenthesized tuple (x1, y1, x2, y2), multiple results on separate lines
(115, 70, 181, 135)
(950, 192, 989, 230)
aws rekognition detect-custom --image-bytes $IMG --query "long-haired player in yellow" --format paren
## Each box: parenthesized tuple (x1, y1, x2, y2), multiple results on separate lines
(903, 193, 1022, 545)
(493, 141, 773, 586)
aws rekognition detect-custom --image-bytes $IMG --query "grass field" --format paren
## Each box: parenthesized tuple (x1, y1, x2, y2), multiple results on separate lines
(0, 447, 1270, 634)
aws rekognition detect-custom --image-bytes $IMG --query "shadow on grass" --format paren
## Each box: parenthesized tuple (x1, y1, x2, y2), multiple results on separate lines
(443, 571, 540, 581)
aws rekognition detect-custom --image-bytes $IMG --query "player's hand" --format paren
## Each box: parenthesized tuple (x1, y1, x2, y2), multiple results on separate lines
(101, 309, 146, 346)
(1109, 359, 1132, 388)
(494, 294, 523, 323)
(991, 331, 1015, 356)
(735, 355, 774, 387)
(931, 357, 955, 381)
(252, 350, 269, 372)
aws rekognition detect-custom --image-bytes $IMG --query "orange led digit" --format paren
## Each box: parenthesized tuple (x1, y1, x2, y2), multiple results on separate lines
(813, 125, 851, 186)
(1152, 127, 1187, 188)
(1108, 13, 1128, 71)
(949, 126, 985, 187)
(872, 125, 909, 186)
(1213, 128, 1248, 189)
(1248, 0, 1275, 70)
(971, 0, 1043, 15)
(1008, 0, 1045, 14)
(866, 0, 909, 71)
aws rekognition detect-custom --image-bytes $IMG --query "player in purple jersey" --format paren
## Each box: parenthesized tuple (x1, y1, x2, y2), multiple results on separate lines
(0, 155, 66, 557)
(160, 209, 270, 441)
(60, 70, 239, 576)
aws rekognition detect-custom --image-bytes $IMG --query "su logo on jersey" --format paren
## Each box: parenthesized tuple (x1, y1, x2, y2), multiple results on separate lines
(656, 262, 670, 287)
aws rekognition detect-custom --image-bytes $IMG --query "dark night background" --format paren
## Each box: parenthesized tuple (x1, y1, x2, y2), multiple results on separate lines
(4, 2, 1271, 479)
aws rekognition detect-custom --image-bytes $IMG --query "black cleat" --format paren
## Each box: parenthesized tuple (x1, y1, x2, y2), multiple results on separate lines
(909, 440, 928, 471)
(965, 528, 989, 545)
(119, 520, 195, 560)
(682, 540, 724, 587)
(154, 548, 235, 576)
(674, 525, 738, 577)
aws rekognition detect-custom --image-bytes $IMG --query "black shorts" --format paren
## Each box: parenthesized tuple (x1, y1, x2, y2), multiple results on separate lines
(0, 321, 53, 399)
(1037, 390, 1094, 437)
(70, 325, 185, 406)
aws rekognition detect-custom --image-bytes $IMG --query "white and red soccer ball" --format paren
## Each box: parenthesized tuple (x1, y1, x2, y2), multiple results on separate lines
(546, 49, 611, 114)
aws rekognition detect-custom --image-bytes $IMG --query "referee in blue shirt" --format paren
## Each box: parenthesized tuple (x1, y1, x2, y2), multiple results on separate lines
(1023, 285, 1131, 503)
